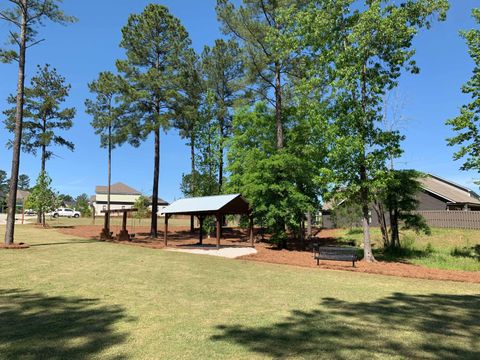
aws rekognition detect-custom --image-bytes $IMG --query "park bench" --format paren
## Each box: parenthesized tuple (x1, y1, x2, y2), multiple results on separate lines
(313, 244, 358, 267)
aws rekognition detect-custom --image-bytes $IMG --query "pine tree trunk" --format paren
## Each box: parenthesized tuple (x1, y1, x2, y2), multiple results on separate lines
(150, 127, 160, 238)
(274, 62, 286, 248)
(37, 139, 47, 225)
(4, 3, 27, 245)
(190, 134, 195, 233)
(107, 125, 112, 234)
(218, 116, 224, 193)
(274, 62, 283, 150)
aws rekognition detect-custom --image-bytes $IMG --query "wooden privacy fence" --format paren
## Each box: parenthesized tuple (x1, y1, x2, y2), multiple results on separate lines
(414, 210, 480, 229)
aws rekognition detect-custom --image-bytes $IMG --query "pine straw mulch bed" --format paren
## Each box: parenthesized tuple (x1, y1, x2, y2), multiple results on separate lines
(54, 225, 480, 284)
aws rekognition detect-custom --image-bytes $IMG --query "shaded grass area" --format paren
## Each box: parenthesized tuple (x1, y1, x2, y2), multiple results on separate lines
(0, 225, 479, 359)
(0, 289, 131, 360)
(336, 227, 480, 271)
(213, 293, 480, 359)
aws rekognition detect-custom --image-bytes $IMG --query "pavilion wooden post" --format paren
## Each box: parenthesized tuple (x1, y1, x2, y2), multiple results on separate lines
(100, 211, 111, 241)
(199, 215, 204, 245)
(216, 213, 221, 249)
(249, 213, 254, 248)
(122, 211, 128, 232)
(164, 214, 169, 246)
(117, 210, 130, 241)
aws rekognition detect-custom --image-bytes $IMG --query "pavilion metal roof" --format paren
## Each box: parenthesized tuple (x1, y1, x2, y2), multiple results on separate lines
(162, 194, 250, 215)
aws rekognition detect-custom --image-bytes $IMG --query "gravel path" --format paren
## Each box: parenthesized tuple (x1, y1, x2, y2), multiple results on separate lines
(167, 245, 257, 259)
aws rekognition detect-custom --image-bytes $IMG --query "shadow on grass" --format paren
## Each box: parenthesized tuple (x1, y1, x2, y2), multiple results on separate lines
(0, 289, 132, 359)
(29, 239, 99, 247)
(373, 246, 434, 263)
(211, 293, 480, 359)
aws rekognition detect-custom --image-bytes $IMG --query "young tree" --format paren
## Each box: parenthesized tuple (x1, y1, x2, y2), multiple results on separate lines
(133, 195, 150, 226)
(74, 193, 91, 217)
(116, 4, 192, 238)
(26, 171, 57, 227)
(18, 174, 30, 190)
(446, 9, 480, 180)
(0, 0, 76, 245)
(4, 64, 76, 173)
(377, 170, 430, 249)
(202, 39, 244, 192)
(85, 71, 127, 238)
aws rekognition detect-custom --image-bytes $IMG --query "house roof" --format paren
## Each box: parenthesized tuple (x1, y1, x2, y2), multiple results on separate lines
(95, 182, 142, 196)
(419, 174, 480, 205)
(163, 194, 250, 215)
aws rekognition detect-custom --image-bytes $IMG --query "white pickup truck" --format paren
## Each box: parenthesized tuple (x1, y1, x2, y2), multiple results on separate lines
(49, 208, 81, 218)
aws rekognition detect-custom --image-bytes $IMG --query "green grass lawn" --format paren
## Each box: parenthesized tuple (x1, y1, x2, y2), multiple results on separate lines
(336, 227, 480, 271)
(0, 225, 479, 359)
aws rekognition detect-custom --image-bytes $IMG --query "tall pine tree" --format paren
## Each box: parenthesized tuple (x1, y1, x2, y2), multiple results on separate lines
(116, 4, 192, 237)
(0, 0, 76, 244)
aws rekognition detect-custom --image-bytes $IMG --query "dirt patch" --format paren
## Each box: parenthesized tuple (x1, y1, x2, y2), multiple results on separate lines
(54, 225, 480, 284)
(0, 243, 30, 249)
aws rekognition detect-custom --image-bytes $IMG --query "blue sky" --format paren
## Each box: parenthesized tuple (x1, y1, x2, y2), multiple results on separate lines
(0, 0, 478, 202)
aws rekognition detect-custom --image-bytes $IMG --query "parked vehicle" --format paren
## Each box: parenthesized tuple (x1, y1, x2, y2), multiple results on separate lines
(24, 209, 37, 216)
(49, 208, 81, 218)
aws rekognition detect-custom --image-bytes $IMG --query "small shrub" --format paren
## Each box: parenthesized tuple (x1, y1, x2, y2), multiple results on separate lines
(425, 242, 435, 255)
(450, 246, 480, 260)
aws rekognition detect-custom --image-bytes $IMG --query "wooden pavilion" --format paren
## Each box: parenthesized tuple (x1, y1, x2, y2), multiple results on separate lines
(162, 194, 254, 249)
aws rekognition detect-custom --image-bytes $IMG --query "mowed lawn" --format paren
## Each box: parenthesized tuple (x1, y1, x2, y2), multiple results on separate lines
(0, 225, 479, 359)
(336, 227, 480, 271)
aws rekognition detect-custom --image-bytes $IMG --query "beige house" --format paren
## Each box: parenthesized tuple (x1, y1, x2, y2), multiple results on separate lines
(91, 182, 168, 215)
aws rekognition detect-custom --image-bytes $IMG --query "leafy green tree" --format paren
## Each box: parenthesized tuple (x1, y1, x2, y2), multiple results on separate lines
(4, 64, 75, 172)
(227, 103, 322, 248)
(74, 193, 91, 217)
(26, 171, 57, 227)
(133, 195, 150, 226)
(0, 0, 76, 245)
(85, 71, 127, 234)
(446, 9, 480, 181)
(292, 0, 448, 261)
(116, 4, 192, 238)
(202, 39, 244, 191)
(373, 170, 430, 249)
(18, 174, 30, 190)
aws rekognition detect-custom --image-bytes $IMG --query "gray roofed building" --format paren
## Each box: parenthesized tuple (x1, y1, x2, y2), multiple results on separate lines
(418, 174, 480, 207)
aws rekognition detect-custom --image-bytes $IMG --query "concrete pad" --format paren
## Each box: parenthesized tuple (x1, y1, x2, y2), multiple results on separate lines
(167, 246, 257, 259)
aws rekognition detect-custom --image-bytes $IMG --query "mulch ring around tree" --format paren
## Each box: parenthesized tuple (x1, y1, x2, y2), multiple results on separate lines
(0, 243, 30, 249)
(55, 225, 480, 284)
